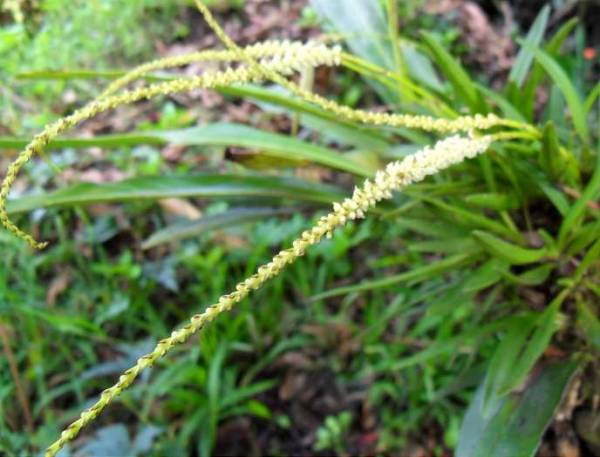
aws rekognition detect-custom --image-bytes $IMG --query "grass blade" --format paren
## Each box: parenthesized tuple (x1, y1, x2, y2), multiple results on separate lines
(528, 44, 590, 142)
(158, 123, 376, 177)
(141, 207, 291, 249)
(311, 253, 474, 301)
(420, 31, 483, 112)
(508, 5, 550, 87)
(6, 174, 343, 214)
(472, 230, 548, 265)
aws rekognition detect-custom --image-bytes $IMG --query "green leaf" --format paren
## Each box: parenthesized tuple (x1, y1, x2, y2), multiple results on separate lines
(477, 84, 526, 122)
(577, 302, 600, 351)
(482, 292, 566, 415)
(572, 238, 600, 284)
(311, 253, 474, 301)
(6, 174, 343, 214)
(583, 81, 600, 115)
(420, 31, 483, 112)
(159, 123, 375, 177)
(221, 85, 391, 151)
(566, 220, 600, 256)
(462, 259, 509, 293)
(502, 264, 554, 286)
(558, 153, 600, 249)
(508, 5, 550, 87)
(510, 159, 571, 216)
(0, 133, 166, 150)
(472, 231, 548, 265)
(539, 121, 580, 185)
(465, 193, 520, 211)
(142, 207, 290, 249)
(310, 0, 399, 102)
(423, 198, 517, 240)
(407, 237, 480, 255)
(528, 44, 590, 142)
(458, 359, 580, 457)
(519, 17, 578, 119)
(2, 122, 375, 176)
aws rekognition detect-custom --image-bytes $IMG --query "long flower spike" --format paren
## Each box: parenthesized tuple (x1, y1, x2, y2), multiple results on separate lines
(0, 44, 342, 249)
(45, 134, 493, 457)
(101, 40, 342, 98)
(193, 0, 526, 135)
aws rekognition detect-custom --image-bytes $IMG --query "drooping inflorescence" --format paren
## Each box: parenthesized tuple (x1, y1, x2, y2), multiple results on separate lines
(101, 40, 343, 98)
(45, 133, 493, 456)
(0, 2, 534, 455)
(0, 42, 342, 249)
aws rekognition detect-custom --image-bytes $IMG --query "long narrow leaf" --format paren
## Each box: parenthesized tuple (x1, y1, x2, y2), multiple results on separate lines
(158, 123, 376, 177)
(528, 44, 590, 142)
(311, 253, 474, 301)
(420, 31, 483, 112)
(508, 6, 550, 87)
(6, 174, 343, 214)
(142, 207, 291, 249)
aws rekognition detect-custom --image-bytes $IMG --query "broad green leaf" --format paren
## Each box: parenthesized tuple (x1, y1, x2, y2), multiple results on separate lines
(458, 359, 580, 457)
(142, 207, 290, 249)
(528, 44, 589, 142)
(420, 31, 483, 112)
(482, 316, 536, 415)
(311, 253, 474, 301)
(6, 174, 343, 214)
(310, 0, 399, 102)
(482, 292, 565, 414)
(462, 259, 509, 293)
(159, 123, 375, 177)
(472, 231, 548, 265)
(1, 123, 380, 176)
(502, 264, 554, 286)
(400, 43, 445, 92)
(502, 293, 565, 395)
(508, 6, 550, 87)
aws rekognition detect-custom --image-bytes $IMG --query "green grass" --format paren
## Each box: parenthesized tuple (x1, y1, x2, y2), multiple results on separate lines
(1, 0, 599, 456)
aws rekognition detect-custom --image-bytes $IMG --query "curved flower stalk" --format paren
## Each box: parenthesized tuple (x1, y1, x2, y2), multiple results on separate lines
(45, 133, 494, 457)
(0, 44, 342, 249)
(101, 40, 342, 98)
(193, 0, 534, 136)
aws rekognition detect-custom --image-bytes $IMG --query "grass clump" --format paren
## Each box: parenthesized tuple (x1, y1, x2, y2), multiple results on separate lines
(1, 1, 598, 456)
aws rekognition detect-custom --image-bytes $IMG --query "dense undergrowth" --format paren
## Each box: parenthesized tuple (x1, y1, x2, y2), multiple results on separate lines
(0, 1, 599, 456)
